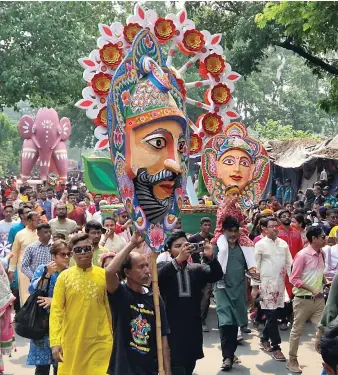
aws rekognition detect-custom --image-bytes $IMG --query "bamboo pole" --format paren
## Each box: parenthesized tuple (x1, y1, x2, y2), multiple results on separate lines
(151, 251, 164, 375)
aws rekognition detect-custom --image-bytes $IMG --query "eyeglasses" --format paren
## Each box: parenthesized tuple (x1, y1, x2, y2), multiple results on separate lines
(58, 252, 72, 258)
(73, 246, 92, 254)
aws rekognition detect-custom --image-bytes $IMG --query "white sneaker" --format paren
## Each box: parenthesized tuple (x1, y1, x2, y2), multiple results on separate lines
(237, 327, 243, 342)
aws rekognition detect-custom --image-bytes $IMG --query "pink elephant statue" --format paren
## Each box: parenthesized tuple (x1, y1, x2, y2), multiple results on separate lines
(19, 108, 71, 182)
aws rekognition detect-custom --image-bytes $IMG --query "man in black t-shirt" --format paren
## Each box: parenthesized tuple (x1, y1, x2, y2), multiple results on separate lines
(189, 217, 214, 332)
(105, 232, 171, 375)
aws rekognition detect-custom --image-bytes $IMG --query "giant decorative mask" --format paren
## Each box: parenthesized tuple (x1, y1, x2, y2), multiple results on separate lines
(75, 4, 269, 247)
(201, 122, 270, 208)
(106, 30, 188, 252)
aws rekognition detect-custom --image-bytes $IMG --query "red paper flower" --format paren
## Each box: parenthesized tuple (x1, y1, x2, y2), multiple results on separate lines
(190, 133, 203, 154)
(99, 43, 123, 69)
(96, 106, 107, 127)
(123, 23, 142, 44)
(91, 72, 112, 96)
(211, 83, 231, 105)
(204, 53, 226, 76)
(182, 29, 205, 53)
(202, 112, 223, 136)
(176, 77, 187, 98)
(154, 18, 176, 42)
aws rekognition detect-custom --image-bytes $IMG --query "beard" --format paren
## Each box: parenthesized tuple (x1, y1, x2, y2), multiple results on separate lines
(282, 219, 291, 226)
(134, 168, 181, 224)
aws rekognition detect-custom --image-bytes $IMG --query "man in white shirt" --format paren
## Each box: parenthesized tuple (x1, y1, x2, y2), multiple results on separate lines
(0, 205, 15, 267)
(99, 217, 126, 253)
(323, 231, 338, 282)
(255, 216, 293, 362)
(10, 190, 22, 211)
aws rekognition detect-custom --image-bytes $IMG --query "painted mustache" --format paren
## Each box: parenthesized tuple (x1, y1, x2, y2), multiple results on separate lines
(137, 168, 181, 189)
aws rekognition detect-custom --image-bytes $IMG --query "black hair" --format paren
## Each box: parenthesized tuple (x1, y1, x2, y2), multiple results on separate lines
(85, 220, 103, 233)
(4, 205, 13, 210)
(53, 233, 66, 240)
(46, 188, 54, 192)
(165, 231, 187, 251)
(68, 233, 90, 250)
(277, 209, 291, 219)
(294, 208, 306, 216)
(103, 216, 116, 226)
(222, 217, 240, 231)
(68, 193, 76, 198)
(320, 318, 338, 371)
(326, 209, 338, 217)
(259, 200, 267, 205)
(293, 214, 306, 229)
(37, 223, 51, 232)
(283, 202, 293, 207)
(200, 217, 211, 225)
(50, 240, 68, 255)
(120, 255, 133, 280)
(306, 225, 325, 243)
(27, 211, 39, 221)
(260, 216, 277, 228)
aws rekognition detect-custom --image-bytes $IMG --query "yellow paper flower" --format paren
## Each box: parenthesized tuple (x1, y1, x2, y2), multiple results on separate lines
(154, 18, 176, 41)
(100, 43, 123, 68)
(211, 84, 231, 105)
(182, 29, 205, 52)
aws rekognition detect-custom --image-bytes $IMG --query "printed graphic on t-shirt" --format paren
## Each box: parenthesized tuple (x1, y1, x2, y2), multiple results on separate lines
(129, 304, 153, 355)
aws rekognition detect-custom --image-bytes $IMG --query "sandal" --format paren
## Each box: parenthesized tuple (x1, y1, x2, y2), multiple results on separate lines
(259, 341, 272, 352)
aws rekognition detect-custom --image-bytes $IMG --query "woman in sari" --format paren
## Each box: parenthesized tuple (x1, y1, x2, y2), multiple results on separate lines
(27, 240, 70, 375)
(0, 261, 15, 374)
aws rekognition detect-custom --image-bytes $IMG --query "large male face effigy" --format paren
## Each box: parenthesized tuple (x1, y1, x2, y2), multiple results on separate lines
(107, 30, 188, 251)
(75, 4, 271, 249)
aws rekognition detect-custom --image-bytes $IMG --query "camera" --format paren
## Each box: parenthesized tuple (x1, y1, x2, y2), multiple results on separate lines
(191, 241, 204, 253)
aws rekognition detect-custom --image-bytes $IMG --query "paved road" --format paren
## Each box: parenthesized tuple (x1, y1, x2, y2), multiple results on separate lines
(5, 304, 322, 375)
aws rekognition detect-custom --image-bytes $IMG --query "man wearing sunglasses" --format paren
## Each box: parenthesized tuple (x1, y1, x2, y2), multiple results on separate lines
(287, 226, 328, 373)
(50, 233, 112, 375)
(114, 208, 132, 243)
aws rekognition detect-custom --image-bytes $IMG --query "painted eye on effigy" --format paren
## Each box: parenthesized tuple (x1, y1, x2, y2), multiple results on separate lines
(143, 134, 167, 149)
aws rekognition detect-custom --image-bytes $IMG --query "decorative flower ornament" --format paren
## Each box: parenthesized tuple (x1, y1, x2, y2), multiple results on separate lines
(76, 3, 241, 158)
(154, 18, 176, 42)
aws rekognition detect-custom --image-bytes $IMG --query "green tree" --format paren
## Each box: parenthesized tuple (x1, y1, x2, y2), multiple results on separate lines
(236, 48, 337, 135)
(0, 114, 21, 176)
(187, 1, 338, 113)
(255, 119, 320, 141)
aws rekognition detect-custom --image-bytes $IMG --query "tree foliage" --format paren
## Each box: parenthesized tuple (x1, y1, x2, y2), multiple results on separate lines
(236, 48, 337, 135)
(1, 1, 337, 149)
(255, 119, 320, 141)
(187, 1, 338, 114)
(0, 114, 21, 176)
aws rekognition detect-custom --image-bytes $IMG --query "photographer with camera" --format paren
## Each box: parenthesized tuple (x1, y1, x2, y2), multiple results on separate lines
(99, 217, 126, 254)
(157, 231, 222, 375)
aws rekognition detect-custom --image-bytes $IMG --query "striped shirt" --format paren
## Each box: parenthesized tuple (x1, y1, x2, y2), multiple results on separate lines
(21, 241, 52, 280)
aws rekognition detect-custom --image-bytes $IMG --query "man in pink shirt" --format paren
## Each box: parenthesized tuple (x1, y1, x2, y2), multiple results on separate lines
(286, 226, 327, 373)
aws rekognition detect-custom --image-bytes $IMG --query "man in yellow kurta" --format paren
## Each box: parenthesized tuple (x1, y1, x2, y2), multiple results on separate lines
(8, 211, 39, 305)
(49, 233, 112, 375)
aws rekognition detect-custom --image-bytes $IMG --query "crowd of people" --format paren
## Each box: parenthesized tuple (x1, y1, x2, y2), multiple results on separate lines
(0, 176, 337, 374)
